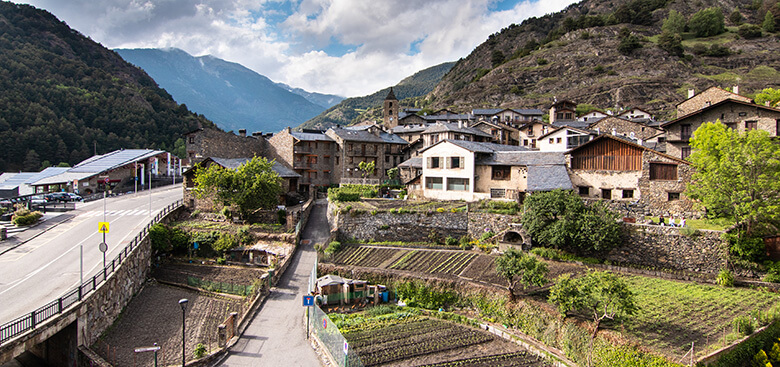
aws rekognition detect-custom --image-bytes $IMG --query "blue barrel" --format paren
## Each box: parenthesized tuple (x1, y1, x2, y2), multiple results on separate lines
(381, 291, 388, 303)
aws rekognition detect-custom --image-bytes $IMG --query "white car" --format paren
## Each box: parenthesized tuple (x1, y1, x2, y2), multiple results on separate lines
(29, 195, 47, 204)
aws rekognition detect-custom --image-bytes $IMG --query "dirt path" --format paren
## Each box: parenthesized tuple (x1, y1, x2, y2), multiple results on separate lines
(214, 199, 328, 366)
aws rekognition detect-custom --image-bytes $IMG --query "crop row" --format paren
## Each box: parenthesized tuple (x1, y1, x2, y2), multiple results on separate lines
(347, 321, 464, 349)
(332, 247, 403, 267)
(418, 351, 550, 367)
(388, 251, 477, 275)
(344, 319, 441, 344)
(353, 324, 492, 366)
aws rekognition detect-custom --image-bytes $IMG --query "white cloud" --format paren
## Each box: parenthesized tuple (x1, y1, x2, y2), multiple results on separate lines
(16, 0, 576, 97)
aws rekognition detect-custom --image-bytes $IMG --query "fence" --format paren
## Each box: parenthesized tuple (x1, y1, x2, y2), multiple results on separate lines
(187, 277, 254, 296)
(0, 200, 182, 345)
(309, 304, 363, 367)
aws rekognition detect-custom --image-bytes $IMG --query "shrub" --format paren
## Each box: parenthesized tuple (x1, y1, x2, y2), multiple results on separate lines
(733, 315, 755, 336)
(378, 224, 389, 230)
(11, 208, 42, 226)
(717, 268, 735, 287)
(763, 262, 780, 283)
(536, 58, 548, 65)
(370, 210, 378, 215)
(738, 23, 763, 38)
(216, 256, 226, 265)
(689, 7, 726, 37)
(276, 209, 287, 225)
(395, 281, 459, 309)
(194, 343, 207, 358)
(191, 230, 221, 256)
(236, 227, 252, 246)
(480, 230, 495, 242)
(436, 207, 445, 213)
(327, 184, 378, 202)
(725, 230, 766, 262)
(428, 230, 442, 244)
(459, 236, 473, 250)
(707, 44, 731, 57)
(445, 236, 458, 246)
(617, 33, 642, 55)
(324, 241, 342, 256)
(213, 233, 238, 253)
(679, 226, 701, 238)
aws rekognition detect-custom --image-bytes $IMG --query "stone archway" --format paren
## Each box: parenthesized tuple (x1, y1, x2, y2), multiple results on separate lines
(502, 231, 524, 244)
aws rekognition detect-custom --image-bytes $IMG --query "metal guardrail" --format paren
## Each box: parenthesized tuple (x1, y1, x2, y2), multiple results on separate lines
(0, 199, 182, 345)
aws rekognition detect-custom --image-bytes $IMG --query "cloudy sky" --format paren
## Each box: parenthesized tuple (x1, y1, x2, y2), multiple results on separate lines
(18, 0, 576, 97)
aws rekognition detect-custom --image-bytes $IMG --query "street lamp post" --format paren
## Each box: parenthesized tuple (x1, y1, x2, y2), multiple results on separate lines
(179, 298, 188, 366)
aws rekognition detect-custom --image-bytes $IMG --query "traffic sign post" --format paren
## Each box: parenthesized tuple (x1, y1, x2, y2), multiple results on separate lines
(98, 222, 109, 276)
(303, 295, 314, 339)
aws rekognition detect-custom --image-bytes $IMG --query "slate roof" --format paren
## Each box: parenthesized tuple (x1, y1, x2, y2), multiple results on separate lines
(475, 151, 566, 166)
(527, 165, 573, 192)
(513, 109, 545, 115)
(552, 120, 591, 129)
(291, 132, 334, 142)
(538, 126, 594, 140)
(424, 139, 530, 154)
(422, 123, 493, 138)
(329, 127, 408, 145)
(391, 124, 430, 134)
(661, 98, 780, 127)
(397, 157, 422, 168)
(472, 108, 503, 115)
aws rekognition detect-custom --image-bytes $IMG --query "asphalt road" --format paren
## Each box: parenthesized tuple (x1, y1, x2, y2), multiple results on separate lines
(215, 199, 326, 366)
(0, 185, 182, 325)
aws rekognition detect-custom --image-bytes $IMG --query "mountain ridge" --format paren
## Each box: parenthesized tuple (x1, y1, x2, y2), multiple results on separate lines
(115, 47, 332, 134)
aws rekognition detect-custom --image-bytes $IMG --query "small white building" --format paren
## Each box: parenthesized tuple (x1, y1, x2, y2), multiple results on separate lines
(537, 126, 594, 152)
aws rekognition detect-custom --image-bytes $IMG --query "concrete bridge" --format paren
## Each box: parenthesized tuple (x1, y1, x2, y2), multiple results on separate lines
(0, 200, 181, 366)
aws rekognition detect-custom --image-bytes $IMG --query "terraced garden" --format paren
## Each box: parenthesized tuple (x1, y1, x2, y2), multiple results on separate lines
(333, 309, 550, 367)
(388, 251, 478, 275)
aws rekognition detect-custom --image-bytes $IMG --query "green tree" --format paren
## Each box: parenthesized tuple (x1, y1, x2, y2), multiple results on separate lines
(686, 122, 780, 260)
(522, 190, 622, 254)
(658, 31, 684, 56)
(617, 29, 642, 55)
(358, 160, 376, 179)
(386, 167, 399, 181)
(755, 87, 780, 107)
(495, 248, 548, 300)
(193, 156, 283, 219)
(491, 49, 505, 68)
(662, 9, 687, 34)
(689, 7, 726, 37)
(764, 11, 776, 32)
(729, 8, 744, 25)
(548, 271, 637, 367)
(23, 150, 40, 171)
(575, 103, 600, 116)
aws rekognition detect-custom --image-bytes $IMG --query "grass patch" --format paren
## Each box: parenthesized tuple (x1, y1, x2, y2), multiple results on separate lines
(471, 200, 521, 215)
(621, 275, 780, 359)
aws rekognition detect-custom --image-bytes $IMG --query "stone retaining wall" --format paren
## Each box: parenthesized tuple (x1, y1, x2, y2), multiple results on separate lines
(606, 224, 728, 275)
(329, 202, 468, 242)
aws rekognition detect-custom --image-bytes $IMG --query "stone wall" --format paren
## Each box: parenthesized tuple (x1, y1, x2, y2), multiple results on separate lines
(588, 116, 662, 140)
(467, 212, 521, 239)
(330, 202, 468, 242)
(184, 128, 267, 164)
(606, 223, 728, 275)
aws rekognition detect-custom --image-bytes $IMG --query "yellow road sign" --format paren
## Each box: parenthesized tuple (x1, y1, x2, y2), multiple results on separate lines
(98, 222, 109, 234)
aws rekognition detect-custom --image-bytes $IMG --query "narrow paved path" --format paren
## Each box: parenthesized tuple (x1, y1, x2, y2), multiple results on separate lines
(215, 199, 328, 366)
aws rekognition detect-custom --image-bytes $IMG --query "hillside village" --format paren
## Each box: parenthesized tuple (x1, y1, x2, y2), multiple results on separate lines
(176, 84, 775, 220)
(4, 1, 780, 366)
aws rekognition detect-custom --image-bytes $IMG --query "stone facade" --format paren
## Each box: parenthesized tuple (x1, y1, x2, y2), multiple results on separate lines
(184, 128, 267, 166)
(326, 126, 407, 184)
(568, 134, 698, 218)
(268, 128, 336, 190)
(587, 116, 662, 141)
(676, 86, 752, 117)
(664, 100, 780, 160)
(606, 224, 728, 275)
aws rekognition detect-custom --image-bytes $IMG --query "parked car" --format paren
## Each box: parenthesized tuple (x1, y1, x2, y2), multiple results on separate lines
(65, 193, 83, 201)
(0, 198, 12, 207)
(30, 195, 48, 204)
(45, 192, 73, 202)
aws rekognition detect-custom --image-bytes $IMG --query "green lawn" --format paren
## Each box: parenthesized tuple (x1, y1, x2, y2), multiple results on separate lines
(621, 275, 780, 360)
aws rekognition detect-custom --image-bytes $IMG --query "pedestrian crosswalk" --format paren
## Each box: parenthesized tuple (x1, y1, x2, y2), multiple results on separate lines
(79, 209, 150, 218)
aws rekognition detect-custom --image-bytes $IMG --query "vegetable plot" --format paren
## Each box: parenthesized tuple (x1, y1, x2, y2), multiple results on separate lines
(344, 318, 492, 367)
(418, 351, 550, 367)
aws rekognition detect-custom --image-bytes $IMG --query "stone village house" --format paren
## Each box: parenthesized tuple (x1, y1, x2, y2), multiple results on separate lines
(268, 128, 336, 192)
(566, 134, 696, 217)
(419, 139, 572, 202)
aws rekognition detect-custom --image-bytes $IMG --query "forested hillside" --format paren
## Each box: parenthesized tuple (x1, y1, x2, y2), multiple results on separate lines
(297, 61, 455, 130)
(0, 2, 214, 171)
(427, 0, 780, 117)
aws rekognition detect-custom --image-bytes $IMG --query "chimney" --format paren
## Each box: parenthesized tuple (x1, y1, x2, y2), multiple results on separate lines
(549, 105, 556, 123)
(611, 128, 617, 136)
(238, 129, 247, 137)
(638, 138, 643, 146)
(458, 121, 463, 129)
(688, 89, 695, 99)
(733, 85, 739, 95)
(252, 131, 263, 137)
(595, 127, 600, 135)
(285, 127, 291, 134)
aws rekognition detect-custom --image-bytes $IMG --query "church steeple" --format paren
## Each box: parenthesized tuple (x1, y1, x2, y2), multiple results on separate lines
(383, 87, 400, 128)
